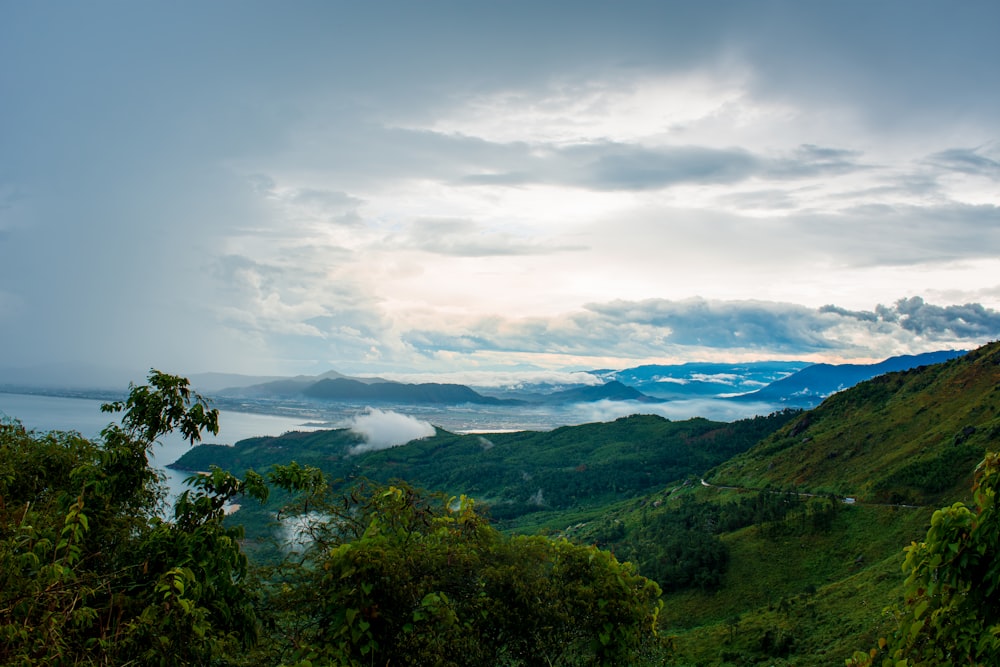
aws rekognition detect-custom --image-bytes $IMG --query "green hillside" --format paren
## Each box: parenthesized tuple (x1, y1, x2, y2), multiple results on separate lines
(7, 345, 999, 665)
(167, 342, 1000, 665)
(709, 341, 1000, 505)
(173, 410, 800, 531)
(569, 341, 1000, 665)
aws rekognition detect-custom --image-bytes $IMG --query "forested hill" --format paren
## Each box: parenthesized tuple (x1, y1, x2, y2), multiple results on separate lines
(172, 409, 800, 527)
(709, 340, 1000, 505)
(560, 342, 1000, 665)
(731, 348, 967, 407)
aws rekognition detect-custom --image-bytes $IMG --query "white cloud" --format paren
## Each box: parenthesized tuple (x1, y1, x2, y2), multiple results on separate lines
(1, 2, 998, 380)
(347, 408, 436, 455)
(412, 70, 783, 148)
(566, 398, 787, 424)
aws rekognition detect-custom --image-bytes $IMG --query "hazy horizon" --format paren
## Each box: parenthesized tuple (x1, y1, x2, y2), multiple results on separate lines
(2, 1, 998, 381)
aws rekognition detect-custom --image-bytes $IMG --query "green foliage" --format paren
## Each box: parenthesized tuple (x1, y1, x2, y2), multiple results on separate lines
(873, 442, 985, 502)
(0, 372, 672, 665)
(850, 452, 1000, 666)
(589, 489, 839, 594)
(174, 409, 801, 534)
(4, 344, 996, 666)
(711, 341, 1000, 505)
(101, 369, 221, 446)
(0, 370, 263, 666)
(255, 476, 665, 666)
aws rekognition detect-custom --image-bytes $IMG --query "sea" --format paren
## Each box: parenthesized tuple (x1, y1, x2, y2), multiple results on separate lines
(0, 391, 324, 504)
(0, 389, 779, 510)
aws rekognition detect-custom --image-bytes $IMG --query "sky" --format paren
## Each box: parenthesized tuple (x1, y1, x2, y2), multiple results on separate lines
(2, 1, 1000, 384)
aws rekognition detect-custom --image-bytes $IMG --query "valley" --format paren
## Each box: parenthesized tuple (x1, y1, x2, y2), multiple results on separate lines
(162, 342, 1000, 665)
(2, 344, 996, 665)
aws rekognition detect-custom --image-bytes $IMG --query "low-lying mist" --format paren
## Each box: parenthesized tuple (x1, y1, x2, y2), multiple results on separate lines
(347, 407, 437, 454)
(563, 398, 786, 424)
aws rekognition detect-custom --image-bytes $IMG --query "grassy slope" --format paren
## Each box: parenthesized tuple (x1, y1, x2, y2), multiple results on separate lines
(658, 498, 932, 665)
(562, 342, 1000, 665)
(188, 343, 1000, 665)
(175, 410, 799, 531)
(709, 342, 1000, 506)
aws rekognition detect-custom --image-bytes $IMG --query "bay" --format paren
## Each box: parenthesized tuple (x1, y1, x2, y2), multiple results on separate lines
(0, 392, 322, 502)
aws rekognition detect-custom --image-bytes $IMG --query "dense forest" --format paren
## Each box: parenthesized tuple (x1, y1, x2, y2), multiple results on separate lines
(2, 341, 1000, 665)
(0, 372, 662, 666)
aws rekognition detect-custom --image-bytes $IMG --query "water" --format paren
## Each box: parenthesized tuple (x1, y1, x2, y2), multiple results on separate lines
(0, 392, 322, 502)
(1, 390, 781, 506)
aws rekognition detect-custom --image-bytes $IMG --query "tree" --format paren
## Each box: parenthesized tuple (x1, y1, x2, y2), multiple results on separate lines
(0, 372, 667, 665)
(0, 370, 265, 666)
(850, 452, 1000, 666)
(256, 475, 665, 666)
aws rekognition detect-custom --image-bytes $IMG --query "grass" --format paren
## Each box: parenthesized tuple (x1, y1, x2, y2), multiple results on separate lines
(658, 497, 933, 666)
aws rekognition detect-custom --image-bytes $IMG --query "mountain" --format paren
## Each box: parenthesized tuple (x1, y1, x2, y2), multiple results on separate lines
(730, 349, 968, 407)
(171, 409, 801, 526)
(301, 378, 521, 405)
(711, 344, 995, 503)
(534, 380, 665, 404)
(206, 352, 962, 410)
(590, 361, 808, 399)
(172, 343, 1000, 665)
(598, 341, 1000, 665)
(216, 369, 391, 397)
(219, 371, 664, 407)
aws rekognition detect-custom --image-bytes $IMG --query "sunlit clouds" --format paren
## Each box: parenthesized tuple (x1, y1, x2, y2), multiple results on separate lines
(0, 2, 998, 381)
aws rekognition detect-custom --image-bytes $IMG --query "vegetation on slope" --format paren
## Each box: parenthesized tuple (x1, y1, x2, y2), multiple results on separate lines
(0, 372, 666, 666)
(849, 452, 1000, 666)
(173, 409, 800, 533)
(710, 341, 1000, 505)
(5, 342, 999, 666)
(564, 342, 1000, 665)
(0, 372, 264, 665)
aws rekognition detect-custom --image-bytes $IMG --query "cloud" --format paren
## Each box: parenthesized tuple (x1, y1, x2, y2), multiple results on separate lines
(826, 296, 1000, 339)
(382, 217, 584, 257)
(399, 296, 1000, 369)
(690, 373, 743, 384)
(587, 298, 841, 350)
(560, 143, 762, 191)
(347, 408, 436, 455)
(567, 398, 788, 424)
(925, 145, 1000, 179)
(764, 144, 868, 179)
(1, 2, 998, 381)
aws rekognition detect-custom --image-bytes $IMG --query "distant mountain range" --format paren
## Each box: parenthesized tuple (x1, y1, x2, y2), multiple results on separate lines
(216, 374, 667, 406)
(195, 350, 970, 409)
(730, 349, 968, 407)
(173, 341, 1000, 665)
(301, 378, 520, 405)
(2, 350, 969, 413)
(589, 361, 808, 399)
